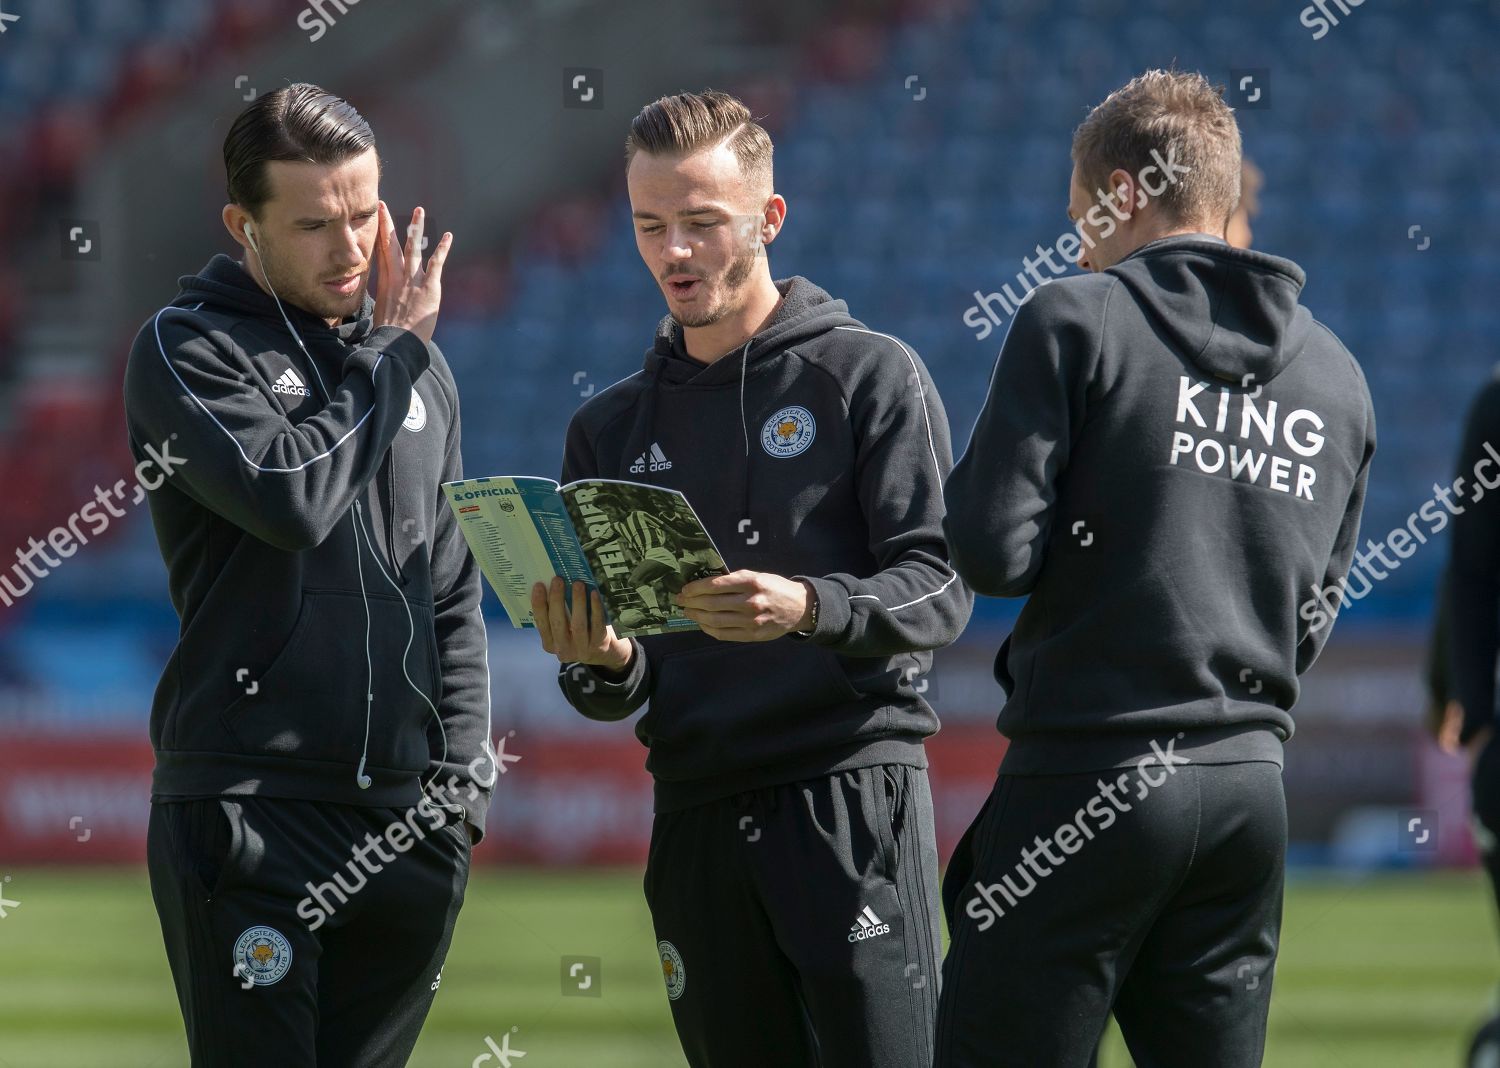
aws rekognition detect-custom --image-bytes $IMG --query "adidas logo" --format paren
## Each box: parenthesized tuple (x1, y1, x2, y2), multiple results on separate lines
(848, 905, 891, 942)
(272, 367, 311, 397)
(628, 442, 672, 474)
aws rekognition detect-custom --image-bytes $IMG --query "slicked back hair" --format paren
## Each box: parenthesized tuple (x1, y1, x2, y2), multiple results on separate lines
(224, 82, 378, 218)
(625, 89, 773, 196)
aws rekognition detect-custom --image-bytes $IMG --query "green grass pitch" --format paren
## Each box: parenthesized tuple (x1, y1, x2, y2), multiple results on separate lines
(0, 868, 1493, 1066)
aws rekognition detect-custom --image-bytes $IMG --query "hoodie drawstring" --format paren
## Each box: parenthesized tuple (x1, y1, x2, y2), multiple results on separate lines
(637, 339, 755, 533)
(737, 339, 752, 530)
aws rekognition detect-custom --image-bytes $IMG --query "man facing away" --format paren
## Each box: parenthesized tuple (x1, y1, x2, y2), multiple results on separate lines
(532, 89, 972, 1067)
(936, 70, 1375, 1067)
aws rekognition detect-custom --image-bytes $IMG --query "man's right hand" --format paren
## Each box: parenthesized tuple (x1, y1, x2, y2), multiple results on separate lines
(531, 577, 634, 675)
(373, 201, 451, 344)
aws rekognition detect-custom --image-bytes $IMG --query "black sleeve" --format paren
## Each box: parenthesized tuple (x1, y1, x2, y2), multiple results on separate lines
(554, 411, 653, 720)
(942, 282, 1103, 597)
(788, 335, 972, 655)
(124, 308, 431, 550)
(1296, 381, 1376, 674)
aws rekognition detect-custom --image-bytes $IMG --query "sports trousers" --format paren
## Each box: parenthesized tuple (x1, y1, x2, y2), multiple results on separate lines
(147, 795, 471, 1067)
(936, 760, 1286, 1068)
(1471, 734, 1500, 914)
(645, 763, 943, 1067)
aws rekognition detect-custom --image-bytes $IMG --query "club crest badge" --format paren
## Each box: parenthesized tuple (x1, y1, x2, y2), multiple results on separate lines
(233, 925, 293, 987)
(761, 405, 815, 458)
(403, 388, 427, 432)
(658, 940, 686, 1000)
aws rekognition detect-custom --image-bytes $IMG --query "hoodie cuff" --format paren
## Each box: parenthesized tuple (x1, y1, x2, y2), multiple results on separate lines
(423, 769, 494, 844)
(1459, 708, 1498, 748)
(786, 575, 851, 645)
(451, 788, 492, 844)
(349, 324, 431, 383)
(564, 639, 647, 695)
(582, 651, 642, 693)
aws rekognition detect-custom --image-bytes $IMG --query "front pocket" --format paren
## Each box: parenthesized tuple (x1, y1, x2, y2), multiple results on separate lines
(222, 589, 439, 773)
(641, 638, 871, 774)
(879, 767, 904, 875)
(180, 798, 237, 901)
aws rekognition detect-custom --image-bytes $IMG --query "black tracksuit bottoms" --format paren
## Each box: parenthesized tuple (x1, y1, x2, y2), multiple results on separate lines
(935, 760, 1286, 1068)
(147, 795, 470, 1067)
(645, 763, 943, 1067)
(1471, 735, 1500, 914)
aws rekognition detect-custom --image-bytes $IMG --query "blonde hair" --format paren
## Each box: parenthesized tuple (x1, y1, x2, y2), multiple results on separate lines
(1072, 69, 1242, 228)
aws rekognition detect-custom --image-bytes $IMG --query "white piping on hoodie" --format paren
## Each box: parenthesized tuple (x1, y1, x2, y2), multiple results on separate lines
(150, 300, 383, 473)
(832, 324, 959, 613)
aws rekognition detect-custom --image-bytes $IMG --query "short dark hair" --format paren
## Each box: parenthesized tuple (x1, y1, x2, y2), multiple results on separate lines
(1072, 69, 1241, 229)
(223, 83, 378, 218)
(625, 89, 773, 194)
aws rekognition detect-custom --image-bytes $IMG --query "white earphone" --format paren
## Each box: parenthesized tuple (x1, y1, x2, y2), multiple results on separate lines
(238, 216, 449, 793)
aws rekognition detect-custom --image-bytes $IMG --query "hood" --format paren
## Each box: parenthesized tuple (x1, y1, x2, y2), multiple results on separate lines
(174, 253, 378, 349)
(629, 276, 860, 524)
(1109, 235, 1313, 389)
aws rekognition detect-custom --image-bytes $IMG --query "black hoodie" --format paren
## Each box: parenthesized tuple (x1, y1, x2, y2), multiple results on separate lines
(944, 235, 1376, 773)
(122, 254, 495, 836)
(1442, 370, 1500, 745)
(556, 277, 974, 811)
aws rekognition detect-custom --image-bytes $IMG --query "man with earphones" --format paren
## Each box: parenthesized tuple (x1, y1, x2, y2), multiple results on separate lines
(123, 84, 493, 1067)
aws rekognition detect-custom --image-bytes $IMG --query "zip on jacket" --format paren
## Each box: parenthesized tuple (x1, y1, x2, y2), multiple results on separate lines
(123, 254, 495, 837)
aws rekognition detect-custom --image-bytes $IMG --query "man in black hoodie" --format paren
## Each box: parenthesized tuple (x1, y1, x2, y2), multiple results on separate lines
(123, 85, 492, 1067)
(936, 71, 1375, 1067)
(1437, 370, 1500, 1065)
(531, 90, 972, 1067)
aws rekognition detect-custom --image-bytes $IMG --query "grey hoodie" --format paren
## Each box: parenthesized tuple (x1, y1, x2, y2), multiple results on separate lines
(557, 277, 974, 811)
(944, 235, 1376, 773)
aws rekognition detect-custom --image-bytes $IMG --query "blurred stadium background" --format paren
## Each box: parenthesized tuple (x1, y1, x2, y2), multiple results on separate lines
(0, 0, 1496, 1064)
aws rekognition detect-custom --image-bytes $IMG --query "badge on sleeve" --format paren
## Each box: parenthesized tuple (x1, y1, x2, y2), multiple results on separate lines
(403, 388, 427, 432)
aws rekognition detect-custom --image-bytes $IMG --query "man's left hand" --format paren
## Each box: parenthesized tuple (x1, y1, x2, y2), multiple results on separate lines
(674, 570, 814, 641)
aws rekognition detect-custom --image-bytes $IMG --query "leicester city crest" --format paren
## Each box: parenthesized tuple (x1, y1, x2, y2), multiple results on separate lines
(658, 940, 686, 1001)
(403, 388, 427, 433)
(233, 925, 293, 987)
(761, 405, 816, 458)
